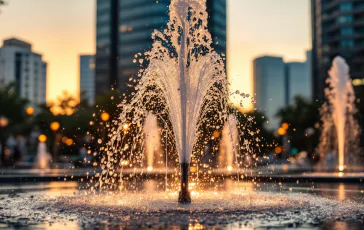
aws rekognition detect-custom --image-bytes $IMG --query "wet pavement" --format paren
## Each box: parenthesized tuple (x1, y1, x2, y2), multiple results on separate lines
(0, 180, 363, 229)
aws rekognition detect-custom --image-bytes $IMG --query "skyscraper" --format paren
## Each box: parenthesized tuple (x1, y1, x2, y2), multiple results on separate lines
(311, 0, 364, 100)
(0, 38, 47, 105)
(95, 0, 227, 96)
(80, 55, 95, 105)
(253, 52, 312, 130)
(253, 56, 286, 130)
(286, 51, 312, 105)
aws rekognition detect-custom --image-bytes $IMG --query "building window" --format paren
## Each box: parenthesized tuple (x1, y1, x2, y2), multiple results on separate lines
(341, 27, 354, 36)
(340, 39, 354, 48)
(337, 15, 353, 24)
(321, 0, 328, 8)
(340, 2, 353, 11)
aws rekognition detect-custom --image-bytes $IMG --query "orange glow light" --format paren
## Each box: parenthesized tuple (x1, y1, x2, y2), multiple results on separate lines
(65, 138, 74, 146)
(0, 117, 8, 127)
(50, 121, 60, 131)
(282, 122, 289, 130)
(26, 107, 35, 115)
(339, 165, 345, 172)
(275, 146, 282, 154)
(213, 130, 221, 138)
(122, 123, 130, 131)
(100, 112, 110, 122)
(38, 134, 47, 143)
(277, 127, 286, 136)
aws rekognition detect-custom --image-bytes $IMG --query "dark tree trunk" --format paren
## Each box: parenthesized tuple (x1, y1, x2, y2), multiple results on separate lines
(0, 139, 6, 167)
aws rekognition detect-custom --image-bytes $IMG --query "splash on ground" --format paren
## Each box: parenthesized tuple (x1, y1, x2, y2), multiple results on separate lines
(1, 191, 364, 229)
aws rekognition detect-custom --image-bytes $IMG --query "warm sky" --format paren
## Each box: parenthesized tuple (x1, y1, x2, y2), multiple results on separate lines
(0, 0, 311, 107)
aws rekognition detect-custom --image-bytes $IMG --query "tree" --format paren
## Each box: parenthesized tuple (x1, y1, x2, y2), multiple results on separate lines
(276, 96, 321, 157)
(34, 92, 96, 160)
(0, 83, 29, 166)
(236, 109, 276, 155)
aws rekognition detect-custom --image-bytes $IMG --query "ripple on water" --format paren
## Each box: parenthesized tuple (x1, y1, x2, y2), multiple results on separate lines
(1, 191, 364, 228)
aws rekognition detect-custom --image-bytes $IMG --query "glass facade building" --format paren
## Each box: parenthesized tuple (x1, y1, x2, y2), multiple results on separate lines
(253, 56, 286, 130)
(80, 55, 95, 105)
(311, 0, 364, 100)
(96, 0, 227, 96)
(253, 52, 312, 130)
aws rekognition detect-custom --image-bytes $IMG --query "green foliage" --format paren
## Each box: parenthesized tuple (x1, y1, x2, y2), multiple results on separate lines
(34, 92, 96, 157)
(235, 109, 276, 155)
(276, 96, 321, 153)
(0, 83, 30, 137)
(95, 89, 123, 120)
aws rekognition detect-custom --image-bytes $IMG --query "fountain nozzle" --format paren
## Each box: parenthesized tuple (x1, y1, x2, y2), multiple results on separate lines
(178, 162, 191, 204)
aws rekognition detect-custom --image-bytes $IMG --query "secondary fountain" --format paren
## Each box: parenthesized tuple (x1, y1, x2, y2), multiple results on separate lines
(33, 141, 52, 169)
(219, 115, 239, 171)
(143, 112, 162, 171)
(318, 56, 360, 171)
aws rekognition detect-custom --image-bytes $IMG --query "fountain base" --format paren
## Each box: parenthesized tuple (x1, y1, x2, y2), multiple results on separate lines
(178, 163, 191, 204)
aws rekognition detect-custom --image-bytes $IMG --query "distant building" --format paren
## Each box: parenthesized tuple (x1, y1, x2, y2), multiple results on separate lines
(80, 55, 95, 105)
(311, 0, 364, 100)
(95, 0, 227, 96)
(253, 51, 312, 130)
(286, 51, 312, 104)
(0, 38, 47, 105)
(253, 56, 286, 130)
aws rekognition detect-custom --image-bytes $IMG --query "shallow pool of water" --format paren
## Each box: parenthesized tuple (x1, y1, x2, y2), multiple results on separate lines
(0, 180, 363, 229)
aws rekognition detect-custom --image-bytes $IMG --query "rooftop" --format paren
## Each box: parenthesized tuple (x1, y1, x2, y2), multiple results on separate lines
(3, 38, 32, 50)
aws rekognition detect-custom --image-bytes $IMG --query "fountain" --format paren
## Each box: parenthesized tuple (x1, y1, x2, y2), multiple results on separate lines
(318, 56, 360, 171)
(94, 0, 262, 203)
(143, 112, 162, 171)
(2, 2, 364, 228)
(219, 115, 239, 171)
(33, 142, 52, 169)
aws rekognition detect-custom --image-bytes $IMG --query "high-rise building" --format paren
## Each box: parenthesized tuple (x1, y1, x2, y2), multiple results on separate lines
(206, 0, 227, 57)
(253, 56, 286, 130)
(80, 55, 95, 105)
(286, 51, 312, 105)
(253, 51, 312, 130)
(311, 0, 364, 100)
(0, 38, 47, 105)
(95, 0, 227, 96)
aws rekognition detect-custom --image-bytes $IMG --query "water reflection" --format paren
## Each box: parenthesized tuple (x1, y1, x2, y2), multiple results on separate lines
(280, 182, 364, 202)
(0, 180, 363, 230)
(0, 181, 78, 196)
(323, 221, 364, 230)
(39, 222, 80, 230)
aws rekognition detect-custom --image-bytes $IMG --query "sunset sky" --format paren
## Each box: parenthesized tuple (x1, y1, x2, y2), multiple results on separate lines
(0, 0, 311, 108)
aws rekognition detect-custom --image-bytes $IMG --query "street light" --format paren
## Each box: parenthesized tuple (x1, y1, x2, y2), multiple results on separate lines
(0, 116, 8, 128)
(0, 116, 8, 166)
(277, 127, 286, 136)
(282, 122, 289, 130)
(278, 123, 290, 158)
(50, 121, 60, 132)
(38, 134, 47, 143)
(26, 107, 35, 116)
(65, 138, 73, 146)
(50, 121, 60, 160)
(100, 112, 110, 122)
